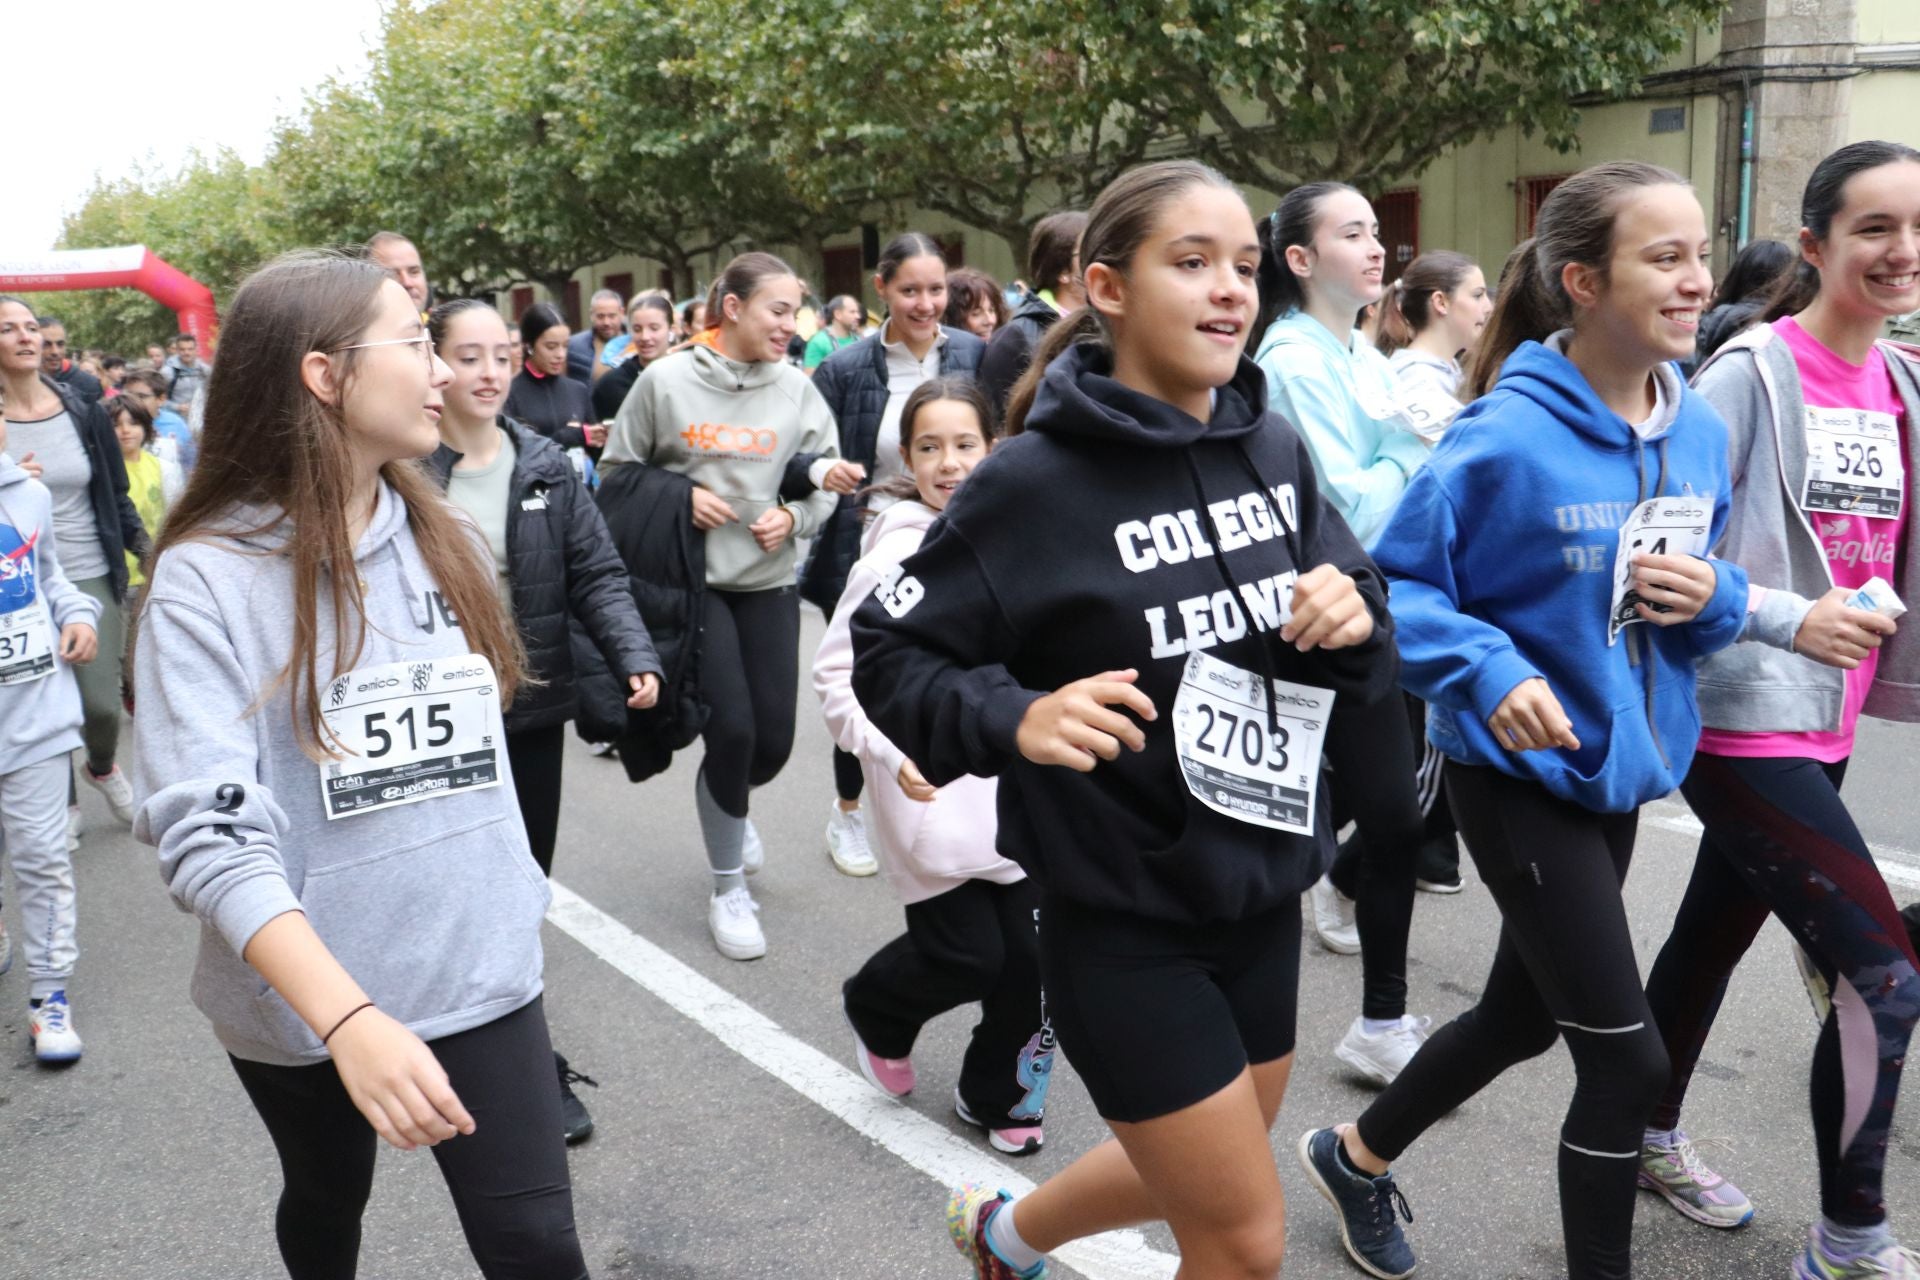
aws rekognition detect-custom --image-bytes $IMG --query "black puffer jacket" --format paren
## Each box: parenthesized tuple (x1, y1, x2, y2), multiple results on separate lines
(44, 376, 148, 602)
(593, 460, 709, 781)
(793, 324, 985, 610)
(978, 292, 1061, 418)
(426, 417, 658, 734)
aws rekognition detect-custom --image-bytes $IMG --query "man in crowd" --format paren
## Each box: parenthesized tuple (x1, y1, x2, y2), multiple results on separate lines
(367, 230, 431, 318)
(568, 288, 626, 384)
(803, 295, 863, 375)
(162, 332, 210, 419)
(143, 343, 168, 369)
(37, 315, 104, 404)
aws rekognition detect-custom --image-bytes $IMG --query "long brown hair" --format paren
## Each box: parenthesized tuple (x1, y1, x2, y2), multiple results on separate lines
(1005, 160, 1240, 435)
(1464, 162, 1687, 400)
(1761, 140, 1920, 322)
(138, 250, 525, 759)
(1377, 250, 1478, 356)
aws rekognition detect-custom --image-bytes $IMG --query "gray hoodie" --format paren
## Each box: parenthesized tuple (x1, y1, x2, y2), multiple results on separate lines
(602, 343, 840, 591)
(132, 482, 548, 1067)
(1692, 324, 1920, 732)
(0, 454, 101, 774)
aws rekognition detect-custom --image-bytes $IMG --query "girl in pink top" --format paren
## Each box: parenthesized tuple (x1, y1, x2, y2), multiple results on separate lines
(1643, 141, 1920, 1280)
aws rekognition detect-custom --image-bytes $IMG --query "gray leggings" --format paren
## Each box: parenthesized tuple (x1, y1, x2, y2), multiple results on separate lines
(71, 576, 125, 774)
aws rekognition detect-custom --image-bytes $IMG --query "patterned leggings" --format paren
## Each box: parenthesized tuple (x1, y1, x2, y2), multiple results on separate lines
(1644, 753, 1920, 1226)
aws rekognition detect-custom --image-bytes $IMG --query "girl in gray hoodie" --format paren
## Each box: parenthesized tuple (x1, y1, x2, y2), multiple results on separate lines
(0, 403, 102, 1064)
(131, 252, 589, 1280)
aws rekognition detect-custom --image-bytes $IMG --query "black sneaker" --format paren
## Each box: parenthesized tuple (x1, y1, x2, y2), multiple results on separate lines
(556, 1051, 598, 1145)
(1414, 835, 1462, 895)
(1297, 1126, 1416, 1279)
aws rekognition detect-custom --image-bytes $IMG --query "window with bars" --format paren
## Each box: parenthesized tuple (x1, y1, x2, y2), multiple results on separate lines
(1518, 174, 1573, 238)
(1374, 188, 1420, 284)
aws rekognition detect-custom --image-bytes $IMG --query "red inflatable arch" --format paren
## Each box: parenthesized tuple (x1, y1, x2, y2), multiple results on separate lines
(0, 245, 218, 348)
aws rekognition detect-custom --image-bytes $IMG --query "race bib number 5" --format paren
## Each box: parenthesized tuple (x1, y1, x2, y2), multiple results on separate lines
(319, 655, 505, 819)
(1171, 651, 1333, 836)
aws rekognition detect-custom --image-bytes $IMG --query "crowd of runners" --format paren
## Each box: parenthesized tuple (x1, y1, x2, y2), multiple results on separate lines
(1, 137, 1918, 1280)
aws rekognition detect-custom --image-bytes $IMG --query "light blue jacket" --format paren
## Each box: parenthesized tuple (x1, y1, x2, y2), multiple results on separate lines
(1255, 309, 1429, 547)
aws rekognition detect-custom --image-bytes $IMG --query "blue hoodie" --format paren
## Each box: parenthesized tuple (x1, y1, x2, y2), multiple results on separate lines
(1371, 340, 1748, 813)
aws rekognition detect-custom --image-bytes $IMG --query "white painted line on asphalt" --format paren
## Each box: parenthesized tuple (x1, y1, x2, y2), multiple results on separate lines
(1643, 800, 1920, 891)
(545, 881, 1180, 1280)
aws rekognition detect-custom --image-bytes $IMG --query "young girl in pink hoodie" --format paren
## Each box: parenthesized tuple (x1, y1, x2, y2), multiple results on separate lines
(812, 376, 1052, 1157)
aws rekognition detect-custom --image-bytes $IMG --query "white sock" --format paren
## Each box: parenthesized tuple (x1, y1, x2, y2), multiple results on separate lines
(1362, 1016, 1405, 1035)
(985, 1199, 1046, 1272)
(1643, 1126, 1681, 1149)
(1821, 1217, 1895, 1257)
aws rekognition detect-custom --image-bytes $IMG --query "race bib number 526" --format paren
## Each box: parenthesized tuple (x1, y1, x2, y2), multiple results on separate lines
(318, 655, 505, 819)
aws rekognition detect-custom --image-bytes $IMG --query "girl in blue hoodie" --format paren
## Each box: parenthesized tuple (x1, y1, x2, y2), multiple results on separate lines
(1295, 164, 1748, 1280)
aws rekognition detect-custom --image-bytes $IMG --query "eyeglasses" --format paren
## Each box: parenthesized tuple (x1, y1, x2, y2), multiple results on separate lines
(333, 335, 438, 365)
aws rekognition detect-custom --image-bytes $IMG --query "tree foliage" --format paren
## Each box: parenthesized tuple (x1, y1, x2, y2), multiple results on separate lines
(44, 0, 1721, 352)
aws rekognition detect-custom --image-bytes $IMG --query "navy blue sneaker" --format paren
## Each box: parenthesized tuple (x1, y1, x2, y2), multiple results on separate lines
(1297, 1127, 1416, 1279)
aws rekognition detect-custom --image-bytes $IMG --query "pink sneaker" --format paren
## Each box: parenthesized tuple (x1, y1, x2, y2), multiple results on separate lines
(847, 1016, 914, 1097)
(955, 1089, 1045, 1156)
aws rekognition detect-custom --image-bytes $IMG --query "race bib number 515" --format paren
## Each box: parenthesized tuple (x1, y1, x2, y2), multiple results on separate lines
(318, 655, 505, 819)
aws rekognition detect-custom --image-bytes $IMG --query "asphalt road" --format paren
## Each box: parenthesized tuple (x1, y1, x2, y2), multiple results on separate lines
(5, 606, 1919, 1279)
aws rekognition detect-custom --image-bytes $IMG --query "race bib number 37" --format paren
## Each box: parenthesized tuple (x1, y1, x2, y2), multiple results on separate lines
(319, 655, 505, 819)
(1171, 651, 1333, 836)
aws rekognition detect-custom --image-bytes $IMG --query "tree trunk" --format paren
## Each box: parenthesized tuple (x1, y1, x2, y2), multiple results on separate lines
(663, 248, 697, 301)
(787, 227, 827, 302)
(539, 271, 577, 326)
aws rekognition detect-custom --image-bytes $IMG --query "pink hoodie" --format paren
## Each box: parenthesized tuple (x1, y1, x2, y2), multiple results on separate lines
(812, 500, 1025, 905)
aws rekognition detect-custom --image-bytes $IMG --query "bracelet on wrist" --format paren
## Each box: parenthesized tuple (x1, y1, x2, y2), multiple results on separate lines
(322, 1001, 376, 1045)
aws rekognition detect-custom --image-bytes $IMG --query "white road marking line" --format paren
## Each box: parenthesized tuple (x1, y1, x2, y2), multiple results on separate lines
(545, 881, 1180, 1280)
(1643, 801, 1920, 891)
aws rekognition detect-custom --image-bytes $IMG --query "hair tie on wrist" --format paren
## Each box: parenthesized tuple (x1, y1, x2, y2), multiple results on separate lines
(322, 1001, 376, 1046)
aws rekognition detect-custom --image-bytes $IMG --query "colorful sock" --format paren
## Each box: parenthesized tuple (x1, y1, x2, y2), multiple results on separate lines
(1820, 1218, 1895, 1258)
(985, 1198, 1046, 1272)
(1643, 1127, 1681, 1148)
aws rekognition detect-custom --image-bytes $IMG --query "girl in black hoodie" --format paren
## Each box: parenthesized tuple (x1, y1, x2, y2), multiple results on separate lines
(852, 160, 1397, 1280)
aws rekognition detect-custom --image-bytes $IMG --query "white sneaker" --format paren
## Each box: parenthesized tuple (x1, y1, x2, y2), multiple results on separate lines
(79, 761, 136, 825)
(1335, 1015, 1432, 1086)
(741, 821, 764, 876)
(29, 990, 83, 1063)
(825, 805, 879, 877)
(708, 887, 766, 961)
(1309, 875, 1360, 954)
(66, 805, 81, 854)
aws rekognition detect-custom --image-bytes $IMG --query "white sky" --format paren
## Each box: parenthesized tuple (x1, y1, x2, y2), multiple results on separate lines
(10, 0, 390, 254)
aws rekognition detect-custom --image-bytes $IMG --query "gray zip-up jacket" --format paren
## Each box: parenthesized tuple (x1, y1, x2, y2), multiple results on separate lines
(132, 483, 548, 1067)
(0, 455, 101, 775)
(1691, 324, 1920, 732)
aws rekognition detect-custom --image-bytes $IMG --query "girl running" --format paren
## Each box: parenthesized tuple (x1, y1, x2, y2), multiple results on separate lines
(805, 233, 986, 880)
(852, 159, 1395, 1280)
(1295, 162, 1746, 1280)
(110, 394, 185, 598)
(1379, 250, 1494, 445)
(1254, 186, 1438, 1085)
(1641, 140, 1920, 1279)
(131, 251, 589, 1279)
(602, 252, 840, 962)
(0, 388, 101, 1062)
(506, 302, 601, 454)
(814, 376, 1052, 1156)
(0, 297, 148, 837)
(426, 298, 662, 1146)
(591, 294, 676, 422)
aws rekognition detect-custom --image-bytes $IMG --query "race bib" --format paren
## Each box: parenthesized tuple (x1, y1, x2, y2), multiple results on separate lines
(318, 655, 505, 819)
(1396, 382, 1463, 444)
(1171, 651, 1333, 836)
(1802, 407, 1903, 519)
(0, 595, 55, 685)
(1608, 494, 1712, 645)
(1353, 374, 1401, 423)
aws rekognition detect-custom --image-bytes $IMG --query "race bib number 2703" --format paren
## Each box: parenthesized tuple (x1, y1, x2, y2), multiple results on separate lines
(318, 655, 505, 819)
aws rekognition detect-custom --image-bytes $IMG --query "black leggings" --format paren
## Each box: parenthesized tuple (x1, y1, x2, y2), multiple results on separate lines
(1324, 690, 1426, 1020)
(1357, 762, 1667, 1280)
(228, 997, 586, 1280)
(699, 587, 801, 817)
(833, 746, 865, 804)
(844, 878, 1047, 1125)
(506, 723, 567, 877)
(1646, 753, 1920, 1227)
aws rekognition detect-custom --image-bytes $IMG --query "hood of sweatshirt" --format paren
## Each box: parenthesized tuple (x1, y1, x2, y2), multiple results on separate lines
(859, 496, 938, 558)
(1490, 340, 1682, 452)
(1025, 342, 1270, 448)
(686, 341, 786, 394)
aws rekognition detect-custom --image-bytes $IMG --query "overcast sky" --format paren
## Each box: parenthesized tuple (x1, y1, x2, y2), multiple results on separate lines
(11, 0, 389, 254)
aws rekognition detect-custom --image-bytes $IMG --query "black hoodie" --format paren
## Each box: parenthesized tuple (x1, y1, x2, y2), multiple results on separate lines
(851, 343, 1396, 925)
